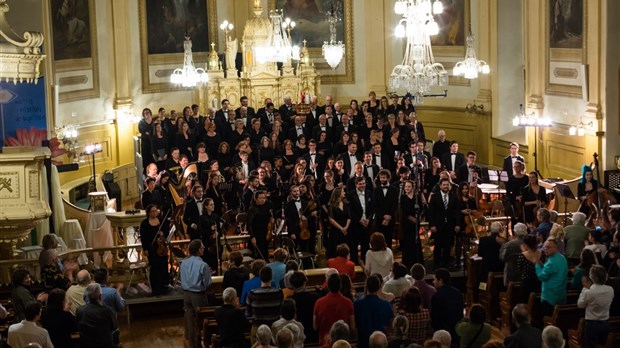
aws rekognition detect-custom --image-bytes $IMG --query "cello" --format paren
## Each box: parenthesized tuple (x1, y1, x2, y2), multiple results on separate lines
(585, 153, 617, 229)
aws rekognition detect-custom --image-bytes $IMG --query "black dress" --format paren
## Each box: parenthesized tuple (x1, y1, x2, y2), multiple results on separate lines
(151, 135, 169, 171)
(401, 193, 423, 268)
(521, 185, 547, 224)
(175, 133, 195, 161)
(328, 205, 350, 258)
(203, 133, 222, 155)
(577, 180, 598, 214)
(517, 253, 541, 303)
(41, 308, 77, 348)
(140, 218, 170, 295)
(198, 212, 221, 270)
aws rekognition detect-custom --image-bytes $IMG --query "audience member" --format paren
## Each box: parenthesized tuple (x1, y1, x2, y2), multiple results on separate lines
(222, 251, 250, 297)
(432, 330, 452, 348)
(11, 268, 47, 322)
(267, 248, 289, 288)
(355, 275, 394, 348)
(541, 325, 564, 348)
(340, 274, 355, 302)
(410, 264, 436, 311)
(388, 315, 414, 348)
(570, 248, 596, 292)
(534, 239, 568, 316)
(383, 262, 411, 298)
(372, 272, 396, 302)
(276, 327, 294, 348)
(180, 239, 212, 348)
(0, 303, 6, 319)
(396, 287, 432, 344)
(255, 324, 274, 348)
(478, 222, 506, 279)
(41, 288, 77, 348)
(369, 331, 388, 348)
(272, 298, 305, 348)
(241, 259, 275, 306)
(66, 269, 91, 316)
(281, 260, 300, 297)
(330, 320, 350, 344)
(431, 268, 463, 347)
(247, 266, 284, 327)
(90, 267, 126, 317)
(328, 243, 356, 280)
(577, 265, 614, 347)
(313, 273, 355, 346)
(365, 232, 395, 278)
(8, 302, 53, 348)
(517, 235, 542, 303)
(500, 223, 527, 286)
(503, 304, 541, 348)
(215, 287, 249, 348)
(289, 271, 319, 343)
(76, 283, 119, 348)
(564, 212, 589, 264)
(584, 229, 607, 260)
(455, 304, 491, 348)
(333, 339, 352, 348)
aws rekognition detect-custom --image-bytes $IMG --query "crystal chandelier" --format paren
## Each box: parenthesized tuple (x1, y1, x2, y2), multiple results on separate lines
(255, 10, 300, 63)
(453, 25, 490, 79)
(512, 104, 552, 127)
(322, 6, 344, 69)
(389, 0, 448, 102)
(170, 36, 209, 87)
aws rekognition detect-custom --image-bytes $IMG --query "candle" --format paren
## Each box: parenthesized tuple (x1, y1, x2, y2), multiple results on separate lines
(305, 94, 310, 104)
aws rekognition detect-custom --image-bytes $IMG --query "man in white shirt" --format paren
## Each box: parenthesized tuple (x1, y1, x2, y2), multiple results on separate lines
(8, 302, 53, 348)
(577, 265, 615, 347)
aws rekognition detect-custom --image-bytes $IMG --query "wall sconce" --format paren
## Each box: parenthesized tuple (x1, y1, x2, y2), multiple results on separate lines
(56, 126, 79, 160)
(465, 100, 484, 113)
(569, 117, 593, 136)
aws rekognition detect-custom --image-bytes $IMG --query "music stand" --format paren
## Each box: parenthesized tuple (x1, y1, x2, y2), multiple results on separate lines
(555, 183, 576, 225)
(166, 225, 176, 243)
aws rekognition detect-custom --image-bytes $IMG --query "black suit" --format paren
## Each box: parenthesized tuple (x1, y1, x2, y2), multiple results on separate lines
(404, 151, 429, 169)
(306, 107, 321, 127)
(345, 175, 373, 193)
(428, 190, 459, 268)
(334, 123, 356, 142)
(287, 125, 309, 142)
(372, 152, 391, 171)
(141, 189, 162, 211)
(441, 152, 465, 172)
(183, 198, 202, 240)
(502, 155, 525, 177)
(341, 152, 363, 178)
(312, 124, 332, 143)
(279, 103, 296, 120)
(456, 163, 481, 184)
(214, 109, 232, 141)
(432, 139, 451, 159)
(236, 106, 256, 127)
(431, 284, 464, 345)
(372, 184, 399, 247)
(304, 152, 325, 179)
(363, 163, 380, 182)
(503, 324, 542, 348)
(346, 189, 373, 264)
(285, 198, 308, 240)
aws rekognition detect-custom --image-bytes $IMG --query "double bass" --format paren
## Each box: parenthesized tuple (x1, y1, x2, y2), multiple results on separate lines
(585, 153, 617, 229)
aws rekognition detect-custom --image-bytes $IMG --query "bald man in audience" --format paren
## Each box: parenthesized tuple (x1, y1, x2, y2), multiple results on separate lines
(65, 269, 91, 316)
(369, 331, 388, 348)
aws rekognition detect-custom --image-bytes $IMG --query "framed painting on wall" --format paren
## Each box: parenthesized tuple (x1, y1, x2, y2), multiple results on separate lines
(139, 0, 218, 93)
(545, 0, 586, 98)
(48, 0, 100, 102)
(269, 0, 354, 84)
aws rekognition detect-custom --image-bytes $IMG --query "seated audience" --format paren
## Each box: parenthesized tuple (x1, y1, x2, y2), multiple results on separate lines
(541, 325, 564, 348)
(215, 287, 250, 348)
(11, 268, 47, 322)
(369, 331, 388, 348)
(330, 320, 351, 346)
(41, 288, 77, 348)
(276, 327, 294, 348)
(66, 269, 91, 316)
(432, 330, 452, 348)
(255, 324, 274, 348)
(8, 302, 53, 348)
(455, 304, 491, 348)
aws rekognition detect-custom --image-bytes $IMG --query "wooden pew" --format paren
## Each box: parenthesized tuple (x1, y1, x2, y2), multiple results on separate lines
(543, 304, 585, 338)
(465, 256, 483, 306)
(499, 281, 521, 329)
(195, 306, 218, 348)
(527, 290, 579, 329)
(479, 272, 506, 324)
(568, 316, 620, 348)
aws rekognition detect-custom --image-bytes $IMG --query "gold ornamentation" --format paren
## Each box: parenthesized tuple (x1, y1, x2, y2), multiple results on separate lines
(0, 172, 19, 199)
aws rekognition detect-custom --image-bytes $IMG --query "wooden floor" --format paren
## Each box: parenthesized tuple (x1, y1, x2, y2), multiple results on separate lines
(119, 300, 187, 348)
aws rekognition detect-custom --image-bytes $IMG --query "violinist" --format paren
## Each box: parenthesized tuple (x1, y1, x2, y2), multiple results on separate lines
(247, 191, 273, 260)
(299, 177, 319, 257)
(577, 165, 598, 214)
(205, 172, 226, 216)
(505, 161, 529, 224)
(198, 198, 221, 272)
(456, 182, 478, 266)
(140, 204, 171, 296)
(521, 172, 547, 226)
(284, 185, 309, 242)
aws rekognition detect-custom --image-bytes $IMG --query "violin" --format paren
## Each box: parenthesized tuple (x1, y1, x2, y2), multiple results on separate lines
(586, 153, 617, 229)
(299, 196, 317, 241)
(156, 231, 168, 257)
(266, 220, 274, 242)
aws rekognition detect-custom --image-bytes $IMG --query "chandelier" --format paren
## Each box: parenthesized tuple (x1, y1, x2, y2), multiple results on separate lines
(453, 26, 489, 79)
(255, 10, 300, 63)
(389, 0, 448, 102)
(512, 104, 552, 127)
(170, 36, 209, 87)
(322, 6, 344, 69)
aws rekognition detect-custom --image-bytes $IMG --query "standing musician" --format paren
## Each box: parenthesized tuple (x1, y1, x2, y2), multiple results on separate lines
(502, 142, 525, 177)
(455, 182, 478, 266)
(319, 170, 337, 252)
(242, 175, 261, 212)
(303, 140, 325, 179)
(457, 151, 481, 184)
(400, 180, 423, 269)
(327, 186, 351, 259)
(521, 171, 548, 226)
(372, 170, 399, 249)
(284, 185, 309, 242)
(247, 190, 273, 261)
(505, 161, 529, 224)
(205, 172, 226, 216)
(346, 176, 374, 264)
(140, 204, 171, 296)
(183, 185, 205, 240)
(428, 178, 460, 269)
(299, 179, 319, 257)
(441, 141, 465, 181)
(198, 198, 221, 273)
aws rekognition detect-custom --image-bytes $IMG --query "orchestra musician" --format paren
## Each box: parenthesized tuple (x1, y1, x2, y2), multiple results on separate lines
(428, 178, 460, 269)
(505, 161, 529, 224)
(577, 165, 598, 214)
(441, 141, 465, 181)
(183, 185, 205, 240)
(140, 204, 171, 296)
(521, 172, 548, 225)
(299, 178, 319, 257)
(327, 186, 351, 259)
(242, 175, 261, 212)
(346, 176, 374, 264)
(457, 151, 481, 184)
(400, 180, 423, 268)
(319, 170, 337, 253)
(303, 140, 325, 180)
(455, 182, 478, 266)
(284, 185, 308, 242)
(198, 198, 220, 272)
(502, 142, 525, 177)
(372, 170, 399, 249)
(205, 172, 226, 216)
(247, 190, 273, 260)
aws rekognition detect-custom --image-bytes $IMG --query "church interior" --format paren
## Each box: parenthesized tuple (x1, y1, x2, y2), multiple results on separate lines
(1, 0, 620, 347)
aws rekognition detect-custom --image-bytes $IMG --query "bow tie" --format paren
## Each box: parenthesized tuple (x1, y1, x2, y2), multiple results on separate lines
(511, 156, 518, 159)
(310, 153, 316, 156)
(294, 199, 301, 202)
(382, 185, 389, 189)
(297, 127, 302, 130)
(195, 199, 204, 203)
(451, 153, 457, 156)
(349, 153, 356, 157)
